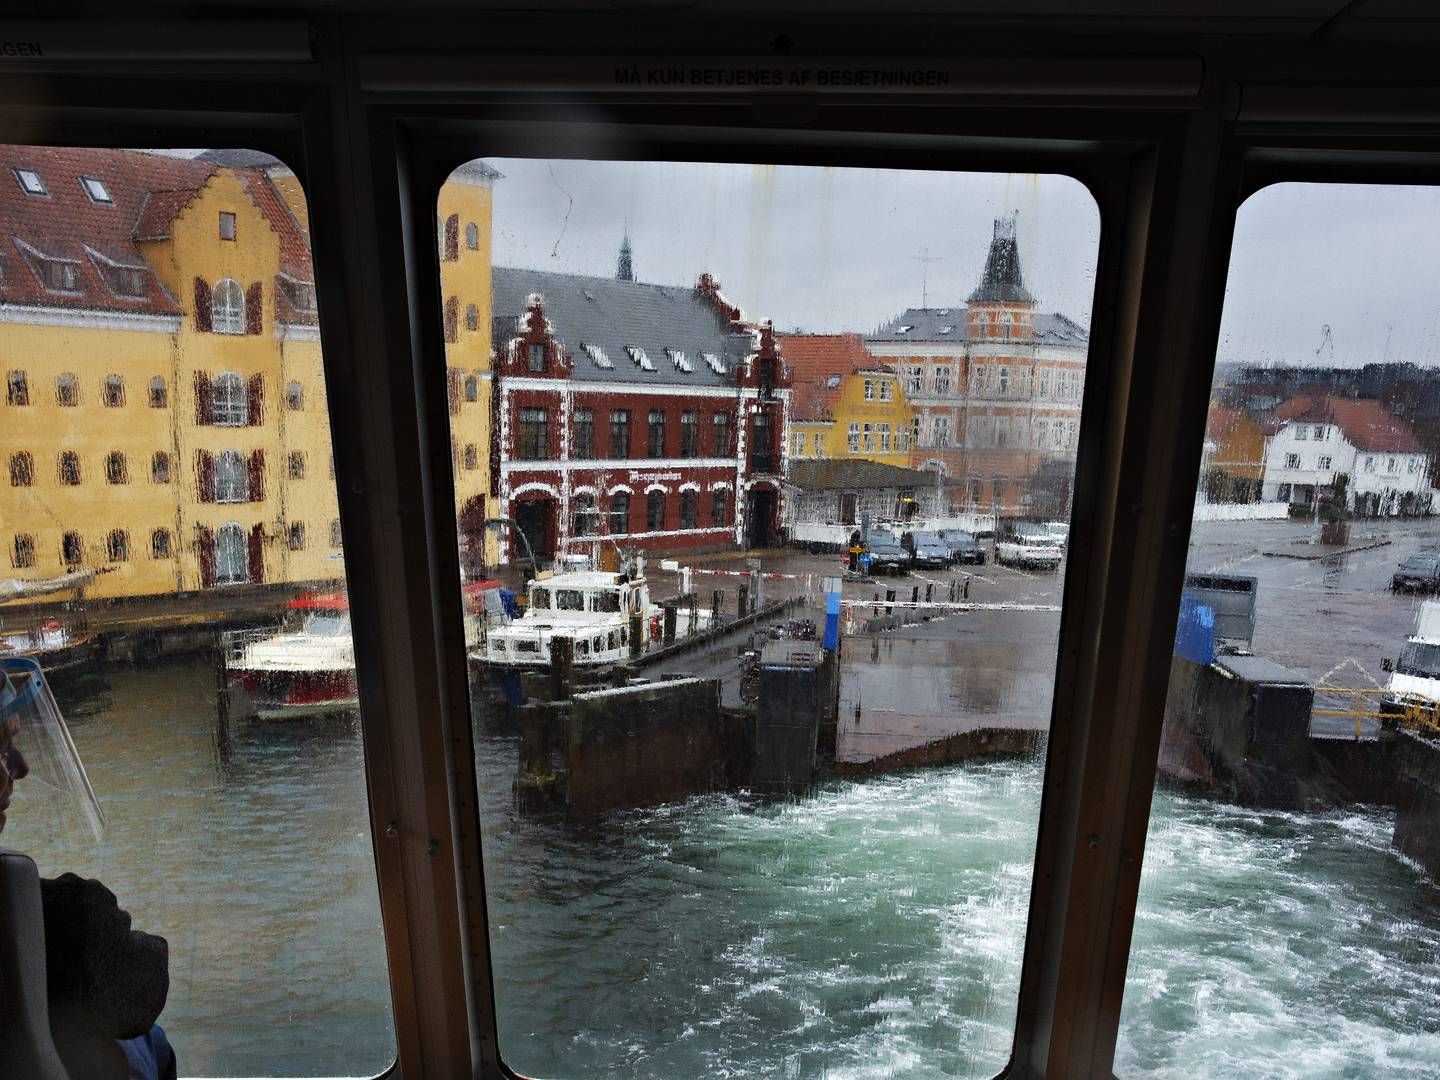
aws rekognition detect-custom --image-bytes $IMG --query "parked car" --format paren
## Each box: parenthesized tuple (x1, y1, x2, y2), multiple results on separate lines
(1392, 554, 1440, 593)
(995, 523, 1064, 570)
(899, 530, 950, 570)
(865, 540, 912, 576)
(938, 529, 987, 565)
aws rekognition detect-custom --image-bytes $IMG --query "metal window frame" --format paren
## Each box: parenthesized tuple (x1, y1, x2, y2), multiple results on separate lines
(5, 14, 1440, 1080)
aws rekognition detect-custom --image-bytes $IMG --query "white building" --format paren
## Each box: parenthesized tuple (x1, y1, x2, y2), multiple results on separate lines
(1260, 397, 1433, 516)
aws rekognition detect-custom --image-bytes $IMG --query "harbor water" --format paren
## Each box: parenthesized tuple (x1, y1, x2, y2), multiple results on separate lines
(8, 657, 1440, 1078)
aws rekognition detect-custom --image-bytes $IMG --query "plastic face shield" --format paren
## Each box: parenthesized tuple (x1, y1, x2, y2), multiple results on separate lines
(0, 657, 105, 844)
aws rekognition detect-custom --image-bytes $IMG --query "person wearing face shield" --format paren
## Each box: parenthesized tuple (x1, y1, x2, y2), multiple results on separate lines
(1, 657, 177, 1080)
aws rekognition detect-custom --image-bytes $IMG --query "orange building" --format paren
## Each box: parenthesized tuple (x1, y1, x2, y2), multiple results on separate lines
(1201, 404, 1268, 502)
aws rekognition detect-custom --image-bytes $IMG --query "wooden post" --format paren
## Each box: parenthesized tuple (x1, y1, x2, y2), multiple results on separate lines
(885, 588, 895, 616)
(663, 604, 677, 645)
(688, 596, 699, 637)
(712, 589, 724, 628)
(738, 584, 749, 619)
(551, 636, 574, 700)
(630, 613, 644, 660)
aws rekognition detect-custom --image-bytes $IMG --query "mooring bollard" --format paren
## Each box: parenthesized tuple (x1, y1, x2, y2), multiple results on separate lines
(551, 636, 575, 700)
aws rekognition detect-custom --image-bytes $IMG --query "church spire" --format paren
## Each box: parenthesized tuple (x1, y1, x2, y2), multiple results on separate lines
(616, 230, 634, 282)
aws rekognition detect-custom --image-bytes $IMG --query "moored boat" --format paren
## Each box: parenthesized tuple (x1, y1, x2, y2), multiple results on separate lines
(224, 591, 357, 719)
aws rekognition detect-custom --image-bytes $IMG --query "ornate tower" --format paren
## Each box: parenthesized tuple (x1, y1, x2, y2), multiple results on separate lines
(616, 231, 633, 282)
(965, 213, 1035, 342)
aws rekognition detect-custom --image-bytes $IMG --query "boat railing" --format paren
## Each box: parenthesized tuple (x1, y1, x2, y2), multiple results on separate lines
(221, 626, 274, 667)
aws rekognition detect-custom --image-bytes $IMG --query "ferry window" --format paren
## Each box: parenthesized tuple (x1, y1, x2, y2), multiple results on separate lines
(611, 409, 631, 457)
(1118, 182, 1440, 1077)
(55, 372, 78, 406)
(58, 451, 80, 485)
(9, 451, 33, 486)
(556, 589, 584, 611)
(8, 369, 29, 405)
(441, 156, 1097, 1079)
(0, 145, 393, 1079)
(13, 533, 35, 568)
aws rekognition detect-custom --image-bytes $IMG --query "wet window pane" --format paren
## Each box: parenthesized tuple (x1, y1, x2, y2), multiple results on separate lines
(1118, 183, 1440, 1075)
(0, 145, 394, 1076)
(445, 157, 1098, 1077)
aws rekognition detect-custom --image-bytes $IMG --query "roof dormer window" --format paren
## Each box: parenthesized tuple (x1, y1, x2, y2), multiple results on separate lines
(79, 176, 112, 204)
(14, 168, 46, 196)
(896, 325, 913, 335)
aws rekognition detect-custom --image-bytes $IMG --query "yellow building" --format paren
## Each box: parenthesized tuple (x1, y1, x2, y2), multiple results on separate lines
(438, 160, 499, 575)
(1, 146, 498, 607)
(778, 333, 916, 467)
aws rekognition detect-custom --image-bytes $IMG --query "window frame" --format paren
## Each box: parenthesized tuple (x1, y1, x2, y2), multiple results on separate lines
(28, 32, 1430, 1080)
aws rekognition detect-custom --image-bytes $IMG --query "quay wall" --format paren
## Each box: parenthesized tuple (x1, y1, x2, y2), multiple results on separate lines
(1392, 731, 1440, 880)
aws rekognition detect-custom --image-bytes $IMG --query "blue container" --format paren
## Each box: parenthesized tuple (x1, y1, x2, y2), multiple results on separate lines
(1174, 594, 1216, 665)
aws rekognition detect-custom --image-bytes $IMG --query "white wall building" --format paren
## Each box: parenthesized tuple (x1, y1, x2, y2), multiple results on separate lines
(1260, 397, 1433, 516)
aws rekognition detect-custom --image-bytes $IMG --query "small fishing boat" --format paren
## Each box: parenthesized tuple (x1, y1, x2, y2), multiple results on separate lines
(0, 570, 105, 689)
(224, 591, 357, 719)
(472, 560, 712, 671)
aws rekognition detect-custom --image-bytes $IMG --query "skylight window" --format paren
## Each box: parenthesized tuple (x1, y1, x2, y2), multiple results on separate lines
(939, 325, 955, 335)
(581, 343, 614, 369)
(14, 168, 46, 196)
(937, 308, 950, 315)
(80, 176, 112, 204)
(702, 352, 725, 375)
(625, 345, 655, 372)
(665, 348, 693, 373)
(896, 325, 913, 334)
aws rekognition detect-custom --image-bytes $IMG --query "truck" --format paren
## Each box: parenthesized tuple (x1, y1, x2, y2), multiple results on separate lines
(1380, 600, 1440, 727)
(995, 522, 1064, 570)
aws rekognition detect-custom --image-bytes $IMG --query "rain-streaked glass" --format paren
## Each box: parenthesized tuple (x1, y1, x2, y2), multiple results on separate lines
(1117, 183, 1440, 1077)
(0, 145, 394, 1076)
(445, 158, 1099, 1077)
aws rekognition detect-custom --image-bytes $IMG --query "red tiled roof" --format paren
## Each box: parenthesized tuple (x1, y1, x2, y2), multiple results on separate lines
(777, 333, 884, 421)
(0, 146, 314, 325)
(1276, 395, 1424, 454)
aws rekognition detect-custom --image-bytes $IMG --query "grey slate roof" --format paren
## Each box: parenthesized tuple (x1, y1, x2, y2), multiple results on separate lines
(788, 459, 942, 492)
(968, 227, 1035, 304)
(866, 307, 1089, 346)
(492, 266, 753, 388)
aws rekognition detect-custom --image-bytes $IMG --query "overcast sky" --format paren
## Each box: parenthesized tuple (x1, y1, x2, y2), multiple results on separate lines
(482, 160, 1440, 370)
(485, 157, 1100, 336)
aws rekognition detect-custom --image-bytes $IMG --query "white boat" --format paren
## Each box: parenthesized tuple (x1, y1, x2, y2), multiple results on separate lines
(224, 591, 357, 719)
(473, 567, 712, 669)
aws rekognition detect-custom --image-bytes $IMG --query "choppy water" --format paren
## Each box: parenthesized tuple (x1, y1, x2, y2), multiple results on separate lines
(8, 659, 1440, 1077)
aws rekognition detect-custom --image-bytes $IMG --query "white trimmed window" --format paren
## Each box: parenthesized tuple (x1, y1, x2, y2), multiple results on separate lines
(213, 279, 245, 334)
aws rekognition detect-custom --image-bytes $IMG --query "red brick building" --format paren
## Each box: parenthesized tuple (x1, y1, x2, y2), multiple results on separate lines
(490, 266, 790, 562)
